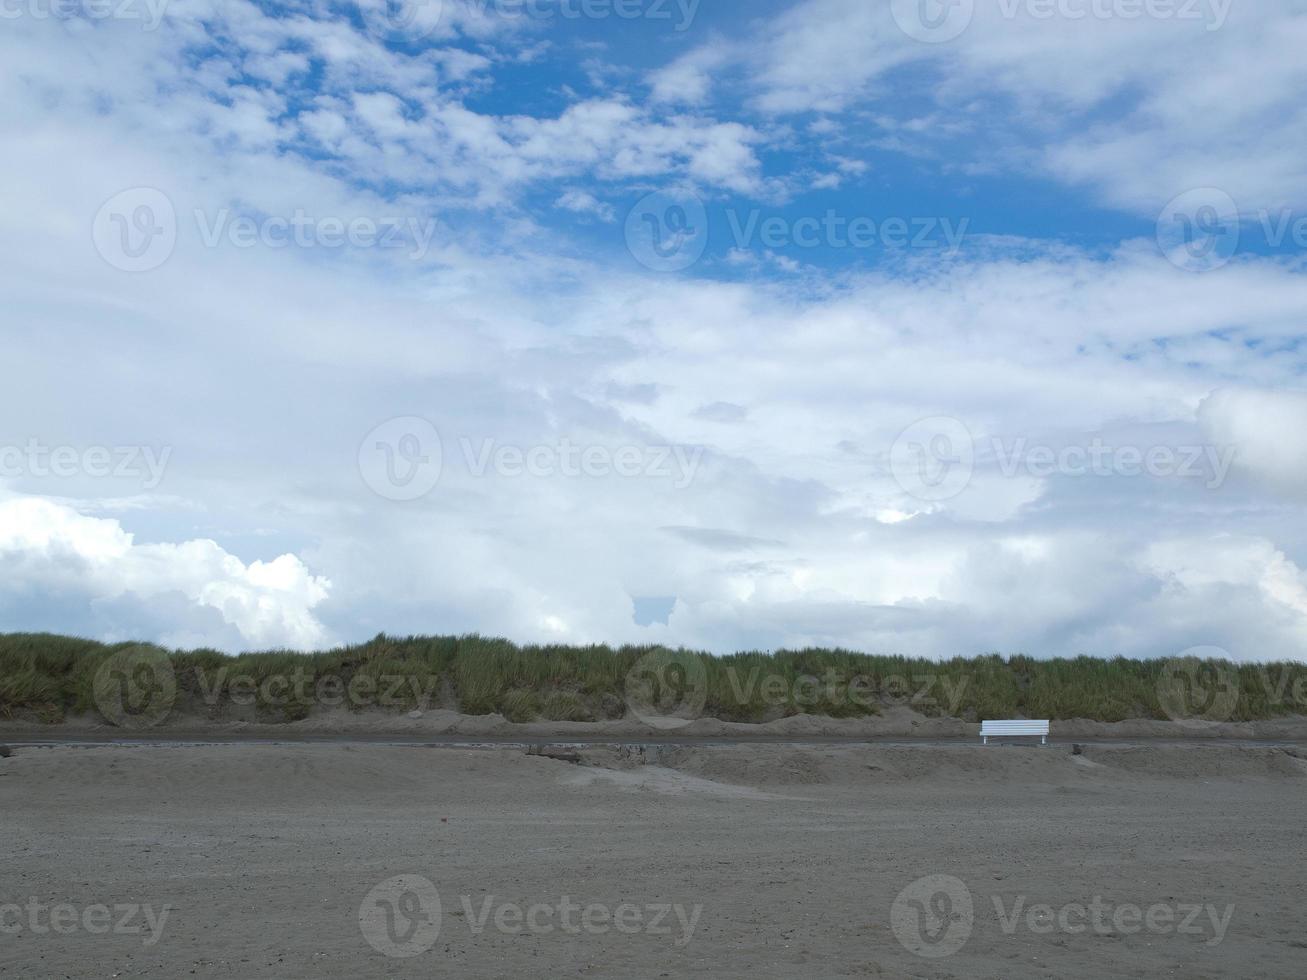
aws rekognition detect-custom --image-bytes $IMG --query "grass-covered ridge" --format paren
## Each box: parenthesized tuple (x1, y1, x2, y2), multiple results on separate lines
(1, 631, 1304, 725)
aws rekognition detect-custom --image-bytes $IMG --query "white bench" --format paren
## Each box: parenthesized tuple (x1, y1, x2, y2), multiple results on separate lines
(980, 719, 1050, 745)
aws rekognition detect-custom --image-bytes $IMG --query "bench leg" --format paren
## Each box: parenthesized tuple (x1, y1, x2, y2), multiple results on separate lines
(982, 736, 987, 745)
(1041, 735, 1047, 745)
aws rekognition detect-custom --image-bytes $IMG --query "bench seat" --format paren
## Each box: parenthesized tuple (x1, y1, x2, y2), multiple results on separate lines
(980, 719, 1050, 744)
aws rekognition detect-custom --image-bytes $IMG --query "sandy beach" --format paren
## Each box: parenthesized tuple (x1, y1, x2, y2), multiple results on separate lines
(3, 740, 1305, 978)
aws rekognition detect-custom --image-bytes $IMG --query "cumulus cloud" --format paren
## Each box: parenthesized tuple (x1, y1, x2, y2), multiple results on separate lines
(1142, 535, 1307, 654)
(0, 496, 331, 650)
(675, 0, 1307, 213)
(1, 1, 1304, 662)
(1199, 388, 1307, 496)
(555, 189, 617, 222)
(647, 43, 735, 105)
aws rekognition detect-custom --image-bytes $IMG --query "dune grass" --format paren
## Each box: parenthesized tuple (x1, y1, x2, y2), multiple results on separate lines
(0, 631, 1304, 725)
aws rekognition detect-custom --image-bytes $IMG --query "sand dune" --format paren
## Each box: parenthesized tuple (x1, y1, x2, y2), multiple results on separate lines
(8, 703, 1307, 743)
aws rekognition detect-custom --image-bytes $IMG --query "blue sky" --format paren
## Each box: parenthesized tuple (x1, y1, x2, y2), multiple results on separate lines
(1, 0, 1306, 659)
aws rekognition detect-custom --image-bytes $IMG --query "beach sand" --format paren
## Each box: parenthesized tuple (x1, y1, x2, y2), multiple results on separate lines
(2, 741, 1305, 978)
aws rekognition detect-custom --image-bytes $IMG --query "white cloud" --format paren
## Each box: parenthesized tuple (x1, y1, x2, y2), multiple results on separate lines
(678, 0, 1307, 213)
(555, 190, 617, 222)
(1143, 535, 1307, 650)
(0, 496, 331, 650)
(0, 4, 762, 218)
(1199, 388, 1307, 496)
(1, 0, 1305, 663)
(647, 42, 735, 105)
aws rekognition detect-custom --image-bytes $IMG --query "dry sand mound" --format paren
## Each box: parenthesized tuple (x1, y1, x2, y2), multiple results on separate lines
(7, 702, 1307, 742)
(572, 743, 1307, 794)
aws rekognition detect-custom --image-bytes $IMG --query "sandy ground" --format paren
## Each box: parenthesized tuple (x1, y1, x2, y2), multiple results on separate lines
(2, 742, 1306, 979)
(9, 704, 1307, 741)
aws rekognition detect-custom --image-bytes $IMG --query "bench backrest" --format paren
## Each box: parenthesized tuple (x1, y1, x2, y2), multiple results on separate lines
(980, 719, 1050, 735)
